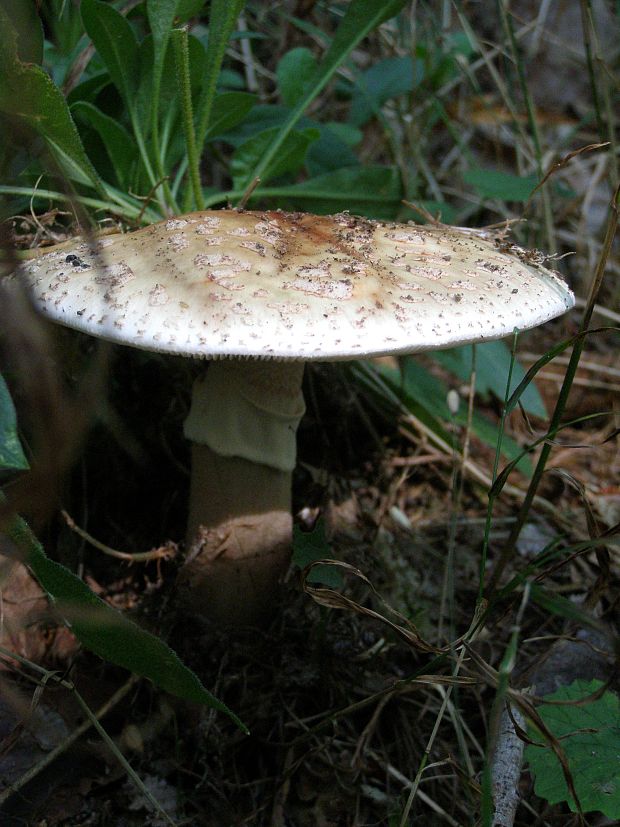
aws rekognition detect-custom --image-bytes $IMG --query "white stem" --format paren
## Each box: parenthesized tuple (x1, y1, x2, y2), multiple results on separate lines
(178, 360, 305, 626)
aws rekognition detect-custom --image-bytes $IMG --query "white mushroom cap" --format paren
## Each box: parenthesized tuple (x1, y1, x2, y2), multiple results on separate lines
(12, 210, 575, 359)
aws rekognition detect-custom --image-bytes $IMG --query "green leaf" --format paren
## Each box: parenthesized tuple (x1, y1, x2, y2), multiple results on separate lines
(432, 341, 547, 418)
(81, 0, 140, 109)
(241, 0, 409, 191)
(194, 0, 247, 152)
(374, 362, 452, 446)
(305, 125, 359, 176)
(0, 374, 28, 472)
(463, 168, 539, 202)
(270, 166, 403, 220)
(175, 0, 206, 20)
(323, 121, 363, 147)
(0, 0, 43, 64)
(147, 0, 180, 100)
(349, 55, 423, 127)
(6, 509, 247, 732)
(385, 358, 531, 472)
(0, 8, 103, 194)
(230, 126, 319, 189)
(72, 101, 136, 189)
(529, 585, 610, 631)
(277, 47, 318, 107)
(526, 680, 620, 818)
(82, 0, 160, 193)
(67, 72, 111, 107)
(292, 520, 344, 588)
(204, 92, 256, 140)
(146, 0, 181, 193)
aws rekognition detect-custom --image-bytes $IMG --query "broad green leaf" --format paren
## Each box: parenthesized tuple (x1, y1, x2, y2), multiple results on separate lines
(0, 0, 43, 64)
(67, 72, 111, 107)
(526, 680, 620, 818)
(324, 121, 363, 147)
(389, 358, 531, 472)
(82, 0, 159, 191)
(204, 92, 256, 140)
(218, 104, 299, 146)
(81, 0, 140, 109)
(147, 0, 180, 100)
(72, 101, 136, 188)
(0, 374, 28, 472)
(277, 47, 317, 107)
(463, 168, 539, 202)
(349, 55, 423, 127)
(270, 166, 403, 219)
(374, 362, 452, 447)
(432, 341, 547, 418)
(0, 9, 102, 194)
(5, 509, 247, 732)
(146, 0, 180, 189)
(293, 520, 344, 588)
(135, 32, 205, 136)
(231, 126, 319, 189)
(305, 126, 359, 176)
(242, 0, 409, 191)
(175, 0, 207, 20)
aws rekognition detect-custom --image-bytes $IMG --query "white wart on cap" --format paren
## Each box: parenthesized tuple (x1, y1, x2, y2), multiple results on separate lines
(15, 210, 575, 360)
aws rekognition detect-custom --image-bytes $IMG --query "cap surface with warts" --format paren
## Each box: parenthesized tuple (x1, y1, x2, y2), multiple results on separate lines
(13, 210, 575, 358)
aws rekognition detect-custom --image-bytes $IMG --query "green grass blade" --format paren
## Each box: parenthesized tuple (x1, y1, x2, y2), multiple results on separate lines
(194, 0, 247, 155)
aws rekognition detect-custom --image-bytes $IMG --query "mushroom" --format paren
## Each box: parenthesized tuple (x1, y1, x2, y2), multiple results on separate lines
(6, 210, 575, 625)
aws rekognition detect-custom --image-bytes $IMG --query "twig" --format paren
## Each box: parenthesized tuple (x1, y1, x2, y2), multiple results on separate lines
(235, 176, 261, 210)
(61, 510, 177, 563)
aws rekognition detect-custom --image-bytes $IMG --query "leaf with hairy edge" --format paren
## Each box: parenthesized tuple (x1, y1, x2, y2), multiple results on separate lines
(0, 0, 43, 63)
(0, 8, 103, 194)
(4, 507, 247, 733)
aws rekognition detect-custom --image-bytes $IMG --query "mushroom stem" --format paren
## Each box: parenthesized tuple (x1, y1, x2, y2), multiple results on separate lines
(179, 360, 306, 626)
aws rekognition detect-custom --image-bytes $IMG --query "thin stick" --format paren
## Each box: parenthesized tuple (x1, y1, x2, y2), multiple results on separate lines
(61, 510, 177, 563)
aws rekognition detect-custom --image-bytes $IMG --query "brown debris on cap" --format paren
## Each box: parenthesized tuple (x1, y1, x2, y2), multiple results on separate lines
(11, 210, 575, 359)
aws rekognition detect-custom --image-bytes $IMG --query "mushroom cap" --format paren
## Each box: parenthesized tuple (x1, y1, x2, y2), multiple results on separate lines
(11, 210, 574, 360)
